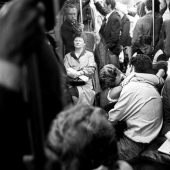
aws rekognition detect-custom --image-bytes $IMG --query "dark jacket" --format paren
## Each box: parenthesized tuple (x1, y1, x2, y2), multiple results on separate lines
(61, 19, 82, 55)
(99, 11, 121, 56)
(119, 14, 131, 47)
(161, 76, 170, 136)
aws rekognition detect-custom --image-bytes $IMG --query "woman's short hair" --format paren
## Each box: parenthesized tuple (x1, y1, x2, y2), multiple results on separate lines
(74, 33, 87, 44)
(100, 64, 121, 89)
(45, 105, 118, 170)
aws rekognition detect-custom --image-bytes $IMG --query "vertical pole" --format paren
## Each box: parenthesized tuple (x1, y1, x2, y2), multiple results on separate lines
(152, 0, 155, 47)
(79, 0, 83, 24)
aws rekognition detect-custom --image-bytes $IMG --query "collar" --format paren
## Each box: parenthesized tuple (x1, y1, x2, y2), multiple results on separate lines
(145, 11, 152, 16)
(106, 9, 115, 20)
(70, 49, 86, 61)
(66, 19, 77, 26)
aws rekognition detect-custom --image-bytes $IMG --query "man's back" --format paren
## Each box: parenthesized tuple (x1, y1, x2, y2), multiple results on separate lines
(109, 78, 163, 143)
(132, 13, 163, 48)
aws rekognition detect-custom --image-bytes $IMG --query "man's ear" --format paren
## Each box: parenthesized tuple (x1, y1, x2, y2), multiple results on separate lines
(108, 4, 112, 9)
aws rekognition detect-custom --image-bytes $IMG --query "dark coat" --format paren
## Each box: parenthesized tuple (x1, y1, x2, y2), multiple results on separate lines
(161, 76, 170, 136)
(61, 19, 81, 55)
(99, 11, 122, 56)
(162, 19, 170, 59)
(0, 36, 72, 169)
(119, 14, 131, 47)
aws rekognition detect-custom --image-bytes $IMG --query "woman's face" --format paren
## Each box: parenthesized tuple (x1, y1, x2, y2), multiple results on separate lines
(106, 64, 123, 86)
(74, 37, 85, 49)
(114, 70, 123, 86)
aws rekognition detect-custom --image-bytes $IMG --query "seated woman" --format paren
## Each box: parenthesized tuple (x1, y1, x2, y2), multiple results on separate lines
(64, 33, 96, 105)
(99, 57, 165, 111)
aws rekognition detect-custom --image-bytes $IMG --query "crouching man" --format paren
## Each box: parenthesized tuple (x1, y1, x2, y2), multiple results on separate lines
(108, 54, 163, 161)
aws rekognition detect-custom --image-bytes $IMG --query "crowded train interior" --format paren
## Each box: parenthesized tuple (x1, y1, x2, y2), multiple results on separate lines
(0, 0, 170, 170)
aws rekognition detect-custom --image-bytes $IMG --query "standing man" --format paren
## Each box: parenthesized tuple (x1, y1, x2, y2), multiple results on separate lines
(98, 0, 121, 69)
(61, 3, 84, 55)
(132, 0, 167, 55)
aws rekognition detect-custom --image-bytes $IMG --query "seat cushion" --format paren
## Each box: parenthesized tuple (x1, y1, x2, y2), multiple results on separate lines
(139, 136, 170, 165)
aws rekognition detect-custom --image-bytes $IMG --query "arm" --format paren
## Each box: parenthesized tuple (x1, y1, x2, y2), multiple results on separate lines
(63, 56, 82, 78)
(82, 53, 96, 77)
(122, 72, 164, 86)
(119, 17, 131, 47)
(152, 60, 168, 78)
(0, 61, 21, 92)
(159, 0, 167, 16)
(109, 86, 123, 101)
(60, 25, 74, 49)
(93, 1, 108, 16)
(108, 87, 131, 122)
(156, 69, 165, 78)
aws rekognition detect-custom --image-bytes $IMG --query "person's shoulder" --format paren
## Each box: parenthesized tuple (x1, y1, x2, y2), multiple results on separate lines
(164, 19, 170, 26)
(123, 15, 130, 22)
(64, 52, 72, 58)
(111, 11, 121, 19)
(85, 50, 94, 55)
(155, 49, 167, 59)
(165, 75, 170, 83)
(61, 20, 70, 28)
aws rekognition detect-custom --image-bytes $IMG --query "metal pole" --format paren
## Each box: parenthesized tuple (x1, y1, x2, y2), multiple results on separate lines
(79, 0, 83, 24)
(152, 0, 155, 47)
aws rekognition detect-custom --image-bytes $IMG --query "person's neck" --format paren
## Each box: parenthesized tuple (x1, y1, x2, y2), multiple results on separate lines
(108, 8, 114, 14)
(146, 10, 152, 14)
(75, 48, 84, 54)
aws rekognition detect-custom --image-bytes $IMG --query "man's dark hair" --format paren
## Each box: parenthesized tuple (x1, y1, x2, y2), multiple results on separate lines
(45, 105, 118, 170)
(105, 0, 116, 10)
(129, 54, 152, 73)
(65, 3, 77, 13)
(134, 35, 152, 48)
(145, 0, 160, 13)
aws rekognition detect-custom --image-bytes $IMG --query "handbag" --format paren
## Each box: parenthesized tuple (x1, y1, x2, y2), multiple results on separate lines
(68, 77, 86, 86)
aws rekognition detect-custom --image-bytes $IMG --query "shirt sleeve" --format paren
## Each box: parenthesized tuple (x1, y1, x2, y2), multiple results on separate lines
(83, 52, 96, 77)
(108, 87, 131, 122)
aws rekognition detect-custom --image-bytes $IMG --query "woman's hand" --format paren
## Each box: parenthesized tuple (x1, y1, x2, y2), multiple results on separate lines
(83, 67, 95, 77)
